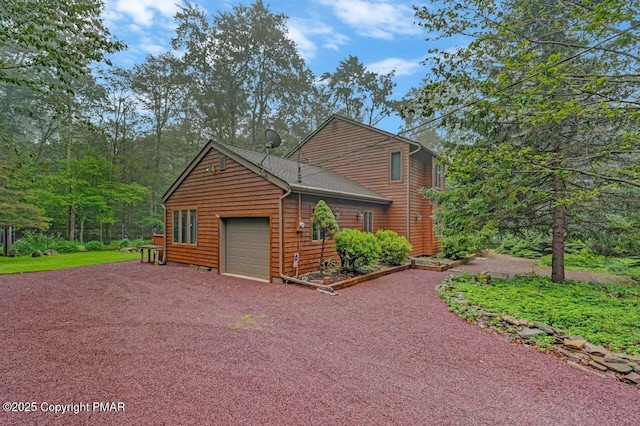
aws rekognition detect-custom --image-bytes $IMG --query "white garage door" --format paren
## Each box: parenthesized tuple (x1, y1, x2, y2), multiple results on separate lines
(225, 218, 270, 281)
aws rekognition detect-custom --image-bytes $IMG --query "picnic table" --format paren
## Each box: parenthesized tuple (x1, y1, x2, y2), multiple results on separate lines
(139, 244, 164, 265)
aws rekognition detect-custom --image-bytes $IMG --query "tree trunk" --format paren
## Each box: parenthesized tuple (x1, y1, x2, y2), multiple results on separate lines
(319, 237, 326, 273)
(551, 175, 566, 283)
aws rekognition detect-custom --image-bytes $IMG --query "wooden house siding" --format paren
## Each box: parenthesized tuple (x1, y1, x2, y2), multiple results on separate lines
(281, 194, 389, 276)
(164, 148, 282, 280)
(292, 117, 410, 236)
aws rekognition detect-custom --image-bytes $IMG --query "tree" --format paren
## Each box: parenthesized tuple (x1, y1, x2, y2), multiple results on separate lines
(415, 0, 640, 282)
(0, 0, 123, 93)
(320, 55, 399, 126)
(172, 0, 313, 147)
(311, 200, 338, 272)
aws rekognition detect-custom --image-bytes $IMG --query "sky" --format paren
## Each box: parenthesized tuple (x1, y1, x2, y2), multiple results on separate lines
(102, 0, 452, 133)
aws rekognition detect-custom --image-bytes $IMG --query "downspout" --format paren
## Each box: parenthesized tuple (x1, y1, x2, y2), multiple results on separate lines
(279, 188, 337, 294)
(160, 204, 167, 265)
(407, 143, 422, 246)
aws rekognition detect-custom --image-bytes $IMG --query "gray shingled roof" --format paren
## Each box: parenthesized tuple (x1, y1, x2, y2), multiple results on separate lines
(221, 143, 391, 204)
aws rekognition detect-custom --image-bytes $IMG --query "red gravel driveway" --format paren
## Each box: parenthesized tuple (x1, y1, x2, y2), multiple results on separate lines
(1, 262, 639, 425)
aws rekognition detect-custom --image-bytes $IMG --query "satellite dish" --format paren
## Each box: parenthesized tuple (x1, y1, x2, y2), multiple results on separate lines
(265, 129, 281, 149)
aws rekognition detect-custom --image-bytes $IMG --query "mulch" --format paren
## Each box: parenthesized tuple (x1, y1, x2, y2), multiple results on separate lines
(1, 261, 639, 425)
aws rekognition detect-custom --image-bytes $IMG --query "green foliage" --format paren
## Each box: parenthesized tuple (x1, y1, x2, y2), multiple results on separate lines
(529, 334, 555, 352)
(84, 240, 104, 251)
(540, 249, 640, 281)
(311, 200, 339, 238)
(8, 232, 65, 255)
(442, 274, 640, 354)
(335, 228, 381, 272)
(52, 240, 80, 254)
(0, 0, 124, 92)
(375, 229, 412, 265)
(414, 0, 640, 282)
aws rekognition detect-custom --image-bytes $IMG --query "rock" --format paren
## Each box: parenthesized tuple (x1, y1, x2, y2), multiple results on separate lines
(589, 355, 633, 373)
(31, 250, 42, 257)
(519, 319, 529, 327)
(322, 277, 332, 285)
(589, 360, 609, 371)
(603, 353, 628, 364)
(43, 249, 58, 256)
(502, 315, 520, 326)
(615, 353, 640, 363)
(518, 327, 544, 339)
(583, 342, 609, 356)
(556, 348, 582, 363)
(635, 365, 640, 374)
(564, 339, 586, 350)
(532, 321, 555, 335)
(622, 372, 640, 384)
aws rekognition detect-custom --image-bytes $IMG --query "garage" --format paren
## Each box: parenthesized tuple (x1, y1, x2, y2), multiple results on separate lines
(225, 217, 270, 281)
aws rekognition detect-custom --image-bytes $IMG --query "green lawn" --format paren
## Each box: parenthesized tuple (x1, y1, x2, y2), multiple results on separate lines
(0, 251, 140, 274)
(440, 274, 640, 355)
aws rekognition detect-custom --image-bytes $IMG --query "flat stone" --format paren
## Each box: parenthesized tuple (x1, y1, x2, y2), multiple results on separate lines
(519, 327, 544, 339)
(589, 355, 633, 373)
(583, 342, 609, 356)
(603, 353, 628, 364)
(616, 353, 640, 363)
(564, 339, 586, 350)
(519, 319, 529, 327)
(622, 372, 640, 384)
(502, 315, 520, 326)
(532, 321, 555, 335)
(589, 360, 609, 371)
(556, 348, 582, 363)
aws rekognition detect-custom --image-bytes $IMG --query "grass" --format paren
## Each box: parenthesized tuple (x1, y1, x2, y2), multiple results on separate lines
(440, 274, 640, 355)
(0, 251, 140, 274)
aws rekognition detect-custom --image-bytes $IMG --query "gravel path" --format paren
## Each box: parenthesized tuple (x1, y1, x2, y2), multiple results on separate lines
(454, 252, 613, 283)
(1, 262, 639, 425)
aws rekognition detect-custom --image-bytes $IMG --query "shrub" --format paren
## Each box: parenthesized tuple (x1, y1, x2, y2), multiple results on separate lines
(85, 240, 104, 251)
(375, 229, 412, 265)
(52, 239, 80, 253)
(335, 228, 381, 272)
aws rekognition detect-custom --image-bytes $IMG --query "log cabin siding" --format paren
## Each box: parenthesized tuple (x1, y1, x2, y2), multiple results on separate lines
(281, 194, 389, 276)
(164, 148, 282, 280)
(293, 117, 410, 236)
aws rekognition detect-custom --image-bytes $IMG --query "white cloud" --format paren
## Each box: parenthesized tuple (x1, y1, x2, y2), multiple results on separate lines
(319, 0, 421, 40)
(111, 0, 179, 27)
(367, 57, 422, 76)
(287, 18, 350, 60)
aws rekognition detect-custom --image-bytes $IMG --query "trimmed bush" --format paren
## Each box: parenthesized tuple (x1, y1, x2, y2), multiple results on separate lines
(375, 229, 412, 265)
(85, 240, 104, 251)
(52, 240, 80, 253)
(335, 228, 381, 272)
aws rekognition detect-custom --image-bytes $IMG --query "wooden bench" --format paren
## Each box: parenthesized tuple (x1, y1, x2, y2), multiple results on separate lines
(139, 245, 164, 265)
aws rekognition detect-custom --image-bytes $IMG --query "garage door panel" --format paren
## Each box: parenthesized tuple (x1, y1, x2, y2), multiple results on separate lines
(226, 218, 270, 280)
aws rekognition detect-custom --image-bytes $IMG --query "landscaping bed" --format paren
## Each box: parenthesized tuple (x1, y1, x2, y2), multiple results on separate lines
(439, 273, 640, 387)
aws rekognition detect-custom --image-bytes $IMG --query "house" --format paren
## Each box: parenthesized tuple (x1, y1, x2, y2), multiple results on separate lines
(161, 115, 442, 283)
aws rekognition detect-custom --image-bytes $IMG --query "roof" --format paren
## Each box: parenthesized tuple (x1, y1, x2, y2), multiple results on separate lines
(285, 114, 438, 159)
(161, 140, 391, 205)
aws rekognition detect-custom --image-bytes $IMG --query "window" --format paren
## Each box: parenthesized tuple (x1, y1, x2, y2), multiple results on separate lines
(390, 151, 402, 181)
(219, 155, 226, 171)
(435, 164, 444, 189)
(172, 209, 197, 245)
(312, 221, 325, 241)
(363, 211, 373, 233)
